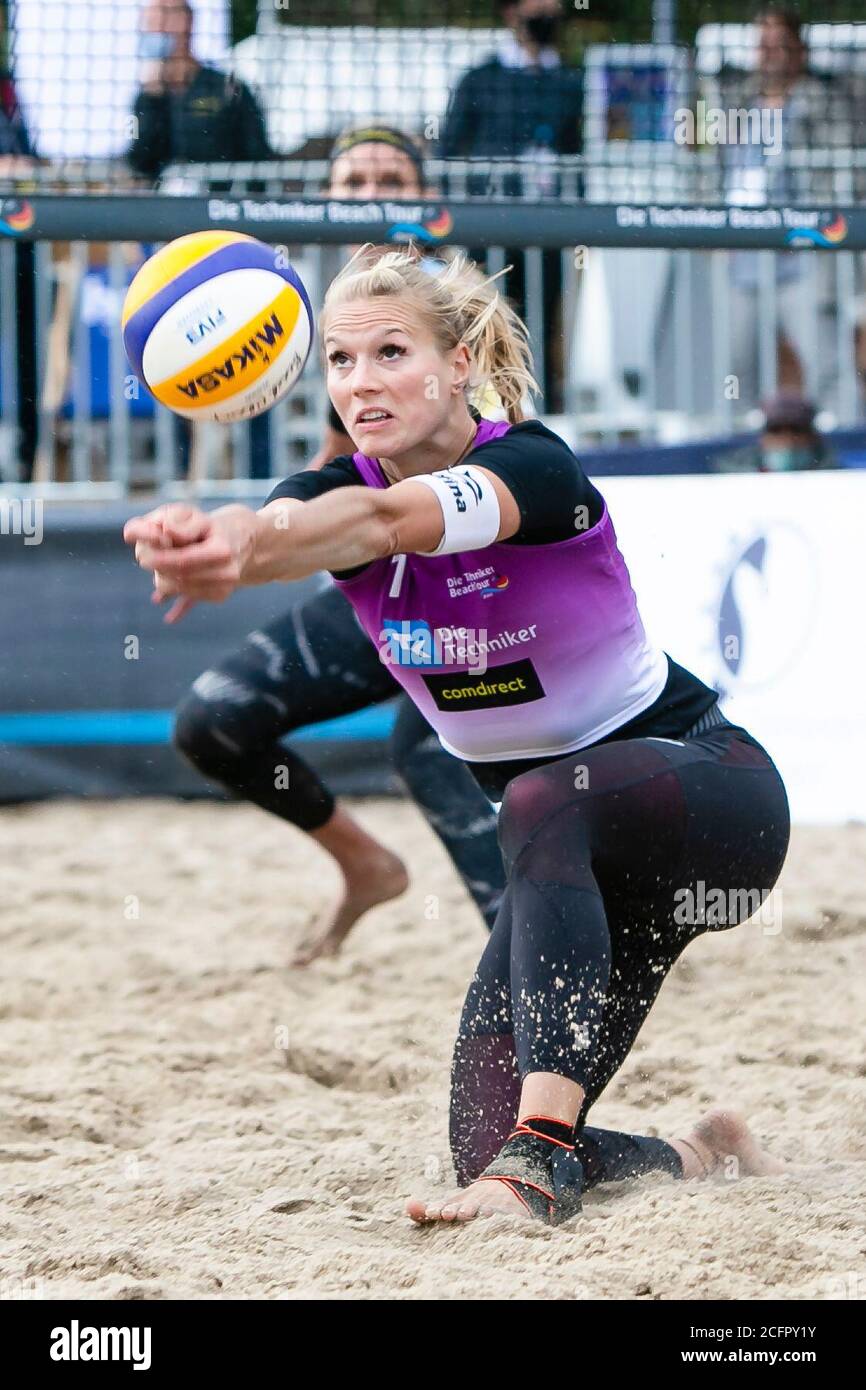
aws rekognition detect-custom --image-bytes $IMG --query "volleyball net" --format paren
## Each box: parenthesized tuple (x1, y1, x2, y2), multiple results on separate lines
(2, 1, 866, 808)
(2, 0, 866, 491)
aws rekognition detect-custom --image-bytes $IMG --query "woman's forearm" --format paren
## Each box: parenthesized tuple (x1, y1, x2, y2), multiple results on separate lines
(218, 488, 399, 587)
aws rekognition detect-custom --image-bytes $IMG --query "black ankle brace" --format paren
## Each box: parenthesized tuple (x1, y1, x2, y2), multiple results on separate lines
(475, 1114, 584, 1226)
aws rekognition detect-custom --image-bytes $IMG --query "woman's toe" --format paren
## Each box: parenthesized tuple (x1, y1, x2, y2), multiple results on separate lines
(455, 1199, 481, 1220)
(405, 1196, 439, 1223)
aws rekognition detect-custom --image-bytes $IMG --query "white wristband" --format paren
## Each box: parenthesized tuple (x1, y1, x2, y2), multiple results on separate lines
(412, 465, 502, 556)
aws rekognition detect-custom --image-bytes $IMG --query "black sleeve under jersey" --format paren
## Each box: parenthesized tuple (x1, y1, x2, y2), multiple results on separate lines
(265, 456, 374, 580)
(265, 455, 361, 507)
(264, 421, 603, 545)
(472, 420, 604, 545)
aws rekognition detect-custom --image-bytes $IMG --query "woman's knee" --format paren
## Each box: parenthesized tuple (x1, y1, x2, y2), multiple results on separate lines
(172, 670, 257, 770)
(498, 767, 551, 843)
(172, 687, 221, 769)
(498, 764, 584, 871)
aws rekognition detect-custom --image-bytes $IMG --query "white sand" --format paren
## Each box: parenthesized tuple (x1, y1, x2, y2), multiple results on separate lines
(1, 800, 864, 1301)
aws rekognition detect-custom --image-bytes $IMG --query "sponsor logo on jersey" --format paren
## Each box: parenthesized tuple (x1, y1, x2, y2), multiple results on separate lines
(446, 565, 510, 599)
(380, 619, 537, 674)
(422, 657, 545, 712)
(380, 619, 487, 673)
(480, 573, 509, 596)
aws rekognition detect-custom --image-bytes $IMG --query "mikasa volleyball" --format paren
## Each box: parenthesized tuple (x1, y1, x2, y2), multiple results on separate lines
(121, 231, 314, 422)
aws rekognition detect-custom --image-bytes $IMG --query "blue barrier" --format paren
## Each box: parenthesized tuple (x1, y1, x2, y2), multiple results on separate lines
(0, 706, 395, 746)
(60, 263, 155, 421)
(579, 427, 866, 477)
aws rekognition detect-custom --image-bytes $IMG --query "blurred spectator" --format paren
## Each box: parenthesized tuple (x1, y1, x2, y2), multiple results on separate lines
(311, 124, 436, 468)
(328, 125, 428, 201)
(310, 123, 506, 473)
(0, 4, 32, 164)
(439, 0, 582, 164)
(439, 0, 583, 415)
(127, 0, 271, 183)
(0, 1, 37, 483)
(704, 6, 860, 412)
(712, 392, 837, 472)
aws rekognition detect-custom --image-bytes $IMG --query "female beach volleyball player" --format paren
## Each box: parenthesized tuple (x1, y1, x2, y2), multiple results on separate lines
(126, 246, 790, 1225)
(174, 125, 507, 964)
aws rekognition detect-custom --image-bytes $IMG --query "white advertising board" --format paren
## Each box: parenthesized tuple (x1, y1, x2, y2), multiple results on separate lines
(601, 470, 865, 824)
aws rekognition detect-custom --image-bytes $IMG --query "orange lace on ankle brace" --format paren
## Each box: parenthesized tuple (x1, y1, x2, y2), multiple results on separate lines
(509, 1115, 576, 1150)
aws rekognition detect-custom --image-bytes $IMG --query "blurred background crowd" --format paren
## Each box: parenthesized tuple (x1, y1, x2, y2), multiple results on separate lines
(2, 0, 866, 489)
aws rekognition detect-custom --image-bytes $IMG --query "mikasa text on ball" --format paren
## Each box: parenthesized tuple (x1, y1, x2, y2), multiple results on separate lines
(121, 231, 314, 422)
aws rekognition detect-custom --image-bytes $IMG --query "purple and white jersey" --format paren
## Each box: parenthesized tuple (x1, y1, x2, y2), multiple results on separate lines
(333, 418, 669, 762)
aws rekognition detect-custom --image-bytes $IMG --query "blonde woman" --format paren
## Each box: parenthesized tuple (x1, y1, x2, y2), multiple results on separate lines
(173, 127, 508, 965)
(127, 247, 789, 1224)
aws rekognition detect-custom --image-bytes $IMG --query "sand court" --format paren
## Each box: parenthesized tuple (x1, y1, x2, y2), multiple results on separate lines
(1, 799, 864, 1301)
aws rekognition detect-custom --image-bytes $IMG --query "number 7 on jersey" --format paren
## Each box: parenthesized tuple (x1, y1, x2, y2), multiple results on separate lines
(389, 553, 407, 598)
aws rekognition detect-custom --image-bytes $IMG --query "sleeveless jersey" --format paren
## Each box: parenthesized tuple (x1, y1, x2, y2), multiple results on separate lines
(333, 418, 669, 762)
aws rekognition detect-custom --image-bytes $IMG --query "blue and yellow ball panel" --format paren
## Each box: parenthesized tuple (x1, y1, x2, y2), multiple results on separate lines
(121, 231, 314, 422)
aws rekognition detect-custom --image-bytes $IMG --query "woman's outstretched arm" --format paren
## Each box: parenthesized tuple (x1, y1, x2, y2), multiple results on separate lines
(124, 468, 519, 617)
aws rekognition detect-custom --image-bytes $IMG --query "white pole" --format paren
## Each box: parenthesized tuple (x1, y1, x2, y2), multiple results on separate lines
(652, 0, 677, 46)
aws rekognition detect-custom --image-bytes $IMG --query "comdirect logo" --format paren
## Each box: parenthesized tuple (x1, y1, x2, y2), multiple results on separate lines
(423, 657, 545, 712)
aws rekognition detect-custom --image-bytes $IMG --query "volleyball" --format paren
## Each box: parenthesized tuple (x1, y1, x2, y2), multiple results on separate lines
(121, 231, 314, 423)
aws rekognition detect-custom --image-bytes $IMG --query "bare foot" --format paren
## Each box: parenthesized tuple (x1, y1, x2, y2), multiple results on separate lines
(292, 849, 408, 965)
(406, 1178, 530, 1225)
(672, 1108, 787, 1180)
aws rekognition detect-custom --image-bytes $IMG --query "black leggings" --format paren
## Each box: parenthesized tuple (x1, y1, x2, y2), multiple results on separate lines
(173, 584, 506, 929)
(450, 721, 790, 1187)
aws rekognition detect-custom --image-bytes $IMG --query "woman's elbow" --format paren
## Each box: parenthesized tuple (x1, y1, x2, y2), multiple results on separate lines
(362, 516, 402, 564)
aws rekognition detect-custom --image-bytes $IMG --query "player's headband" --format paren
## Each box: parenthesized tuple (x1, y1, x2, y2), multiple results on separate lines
(329, 126, 426, 182)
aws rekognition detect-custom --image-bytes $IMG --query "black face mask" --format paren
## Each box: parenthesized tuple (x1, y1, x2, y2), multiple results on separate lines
(523, 15, 561, 47)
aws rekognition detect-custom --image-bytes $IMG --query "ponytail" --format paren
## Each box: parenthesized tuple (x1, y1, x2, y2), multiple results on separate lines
(320, 243, 540, 424)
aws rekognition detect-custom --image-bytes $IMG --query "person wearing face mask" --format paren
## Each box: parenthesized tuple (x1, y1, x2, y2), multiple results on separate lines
(440, 0, 581, 164)
(438, 0, 583, 415)
(701, 6, 861, 414)
(127, 0, 272, 183)
(712, 392, 837, 473)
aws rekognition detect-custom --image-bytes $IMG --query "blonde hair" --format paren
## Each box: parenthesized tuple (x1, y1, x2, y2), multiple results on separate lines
(319, 243, 540, 424)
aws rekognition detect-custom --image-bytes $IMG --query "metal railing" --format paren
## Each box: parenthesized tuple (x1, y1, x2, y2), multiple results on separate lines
(1, 158, 865, 493)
